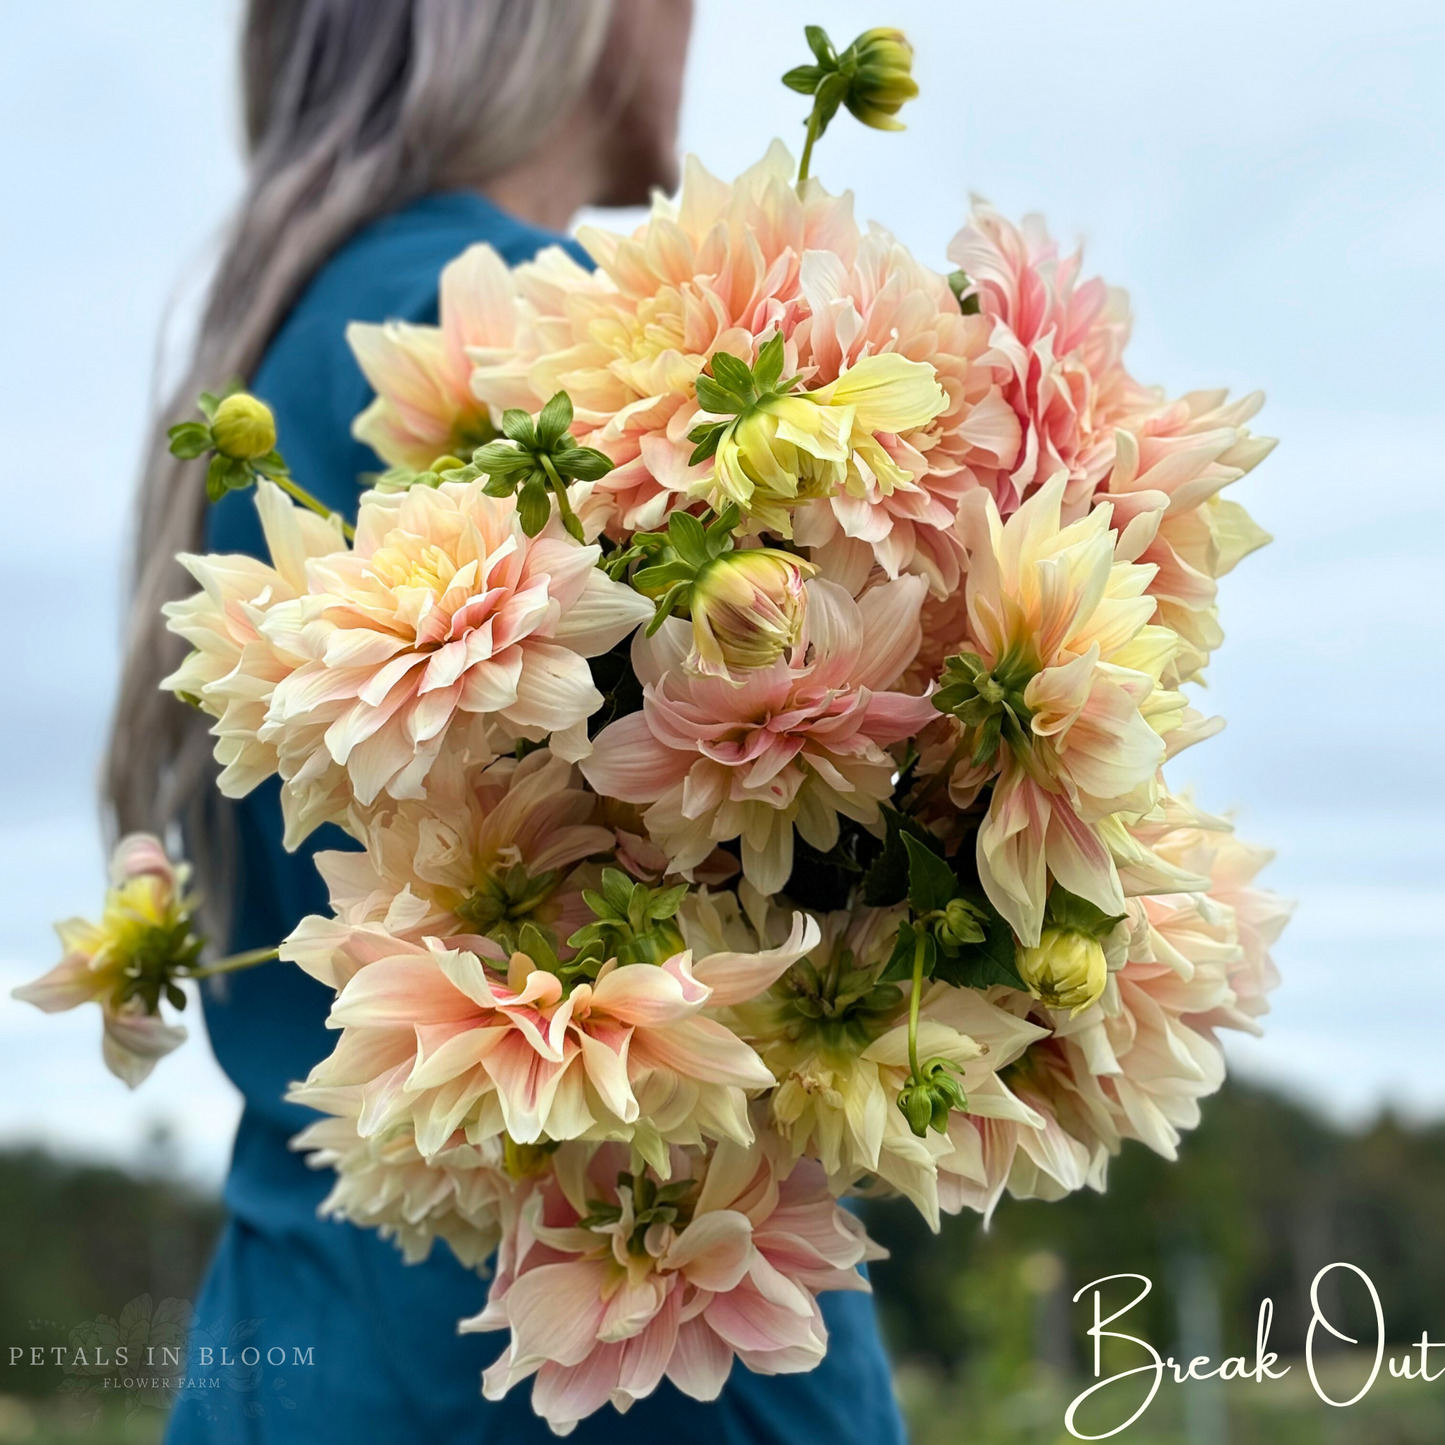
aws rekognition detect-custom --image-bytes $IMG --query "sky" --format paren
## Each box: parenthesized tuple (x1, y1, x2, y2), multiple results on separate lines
(0, 0, 1441, 1186)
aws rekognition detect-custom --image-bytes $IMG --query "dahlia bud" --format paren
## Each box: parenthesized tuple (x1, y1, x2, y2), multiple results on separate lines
(1017, 927, 1108, 1016)
(689, 548, 815, 676)
(847, 28, 918, 131)
(211, 393, 277, 460)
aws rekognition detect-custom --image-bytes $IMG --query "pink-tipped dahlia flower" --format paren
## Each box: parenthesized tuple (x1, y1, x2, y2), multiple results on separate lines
(285, 914, 819, 1161)
(947, 202, 1151, 517)
(582, 576, 936, 894)
(349, 243, 516, 471)
(255, 479, 653, 831)
(463, 1139, 882, 1434)
(928, 476, 1191, 945)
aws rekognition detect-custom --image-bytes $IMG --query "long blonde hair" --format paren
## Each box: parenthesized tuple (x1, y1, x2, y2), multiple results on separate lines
(105, 0, 612, 922)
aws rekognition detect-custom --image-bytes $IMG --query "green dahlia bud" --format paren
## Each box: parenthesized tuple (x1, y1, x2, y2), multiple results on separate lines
(847, 28, 918, 131)
(210, 393, 277, 461)
(1017, 927, 1108, 1016)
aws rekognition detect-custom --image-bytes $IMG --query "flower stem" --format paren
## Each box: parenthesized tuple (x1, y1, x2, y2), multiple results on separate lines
(273, 474, 356, 542)
(189, 946, 279, 980)
(796, 107, 823, 193)
(906, 930, 926, 1081)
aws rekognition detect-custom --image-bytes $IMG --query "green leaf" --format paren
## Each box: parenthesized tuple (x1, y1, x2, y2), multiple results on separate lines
(668, 511, 709, 569)
(804, 23, 837, 66)
(782, 64, 824, 95)
(250, 450, 289, 480)
(535, 391, 574, 450)
(861, 806, 935, 908)
(482, 473, 518, 498)
(205, 454, 252, 503)
(710, 351, 756, 398)
(813, 70, 848, 130)
(516, 478, 550, 536)
(694, 374, 748, 416)
(554, 446, 614, 482)
(753, 332, 786, 394)
(879, 920, 936, 984)
(167, 421, 213, 459)
(197, 391, 222, 421)
(473, 441, 533, 477)
(687, 422, 728, 466)
(600, 869, 635, 917)
(501, 409, 536, 446)
(931, 905, 1028, 992)
(1045, 885, 1127, 939)
(903, 833, 959, 916)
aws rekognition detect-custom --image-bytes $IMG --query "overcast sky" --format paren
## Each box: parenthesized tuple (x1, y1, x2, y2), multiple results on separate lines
(1, 0, 1441, 1185)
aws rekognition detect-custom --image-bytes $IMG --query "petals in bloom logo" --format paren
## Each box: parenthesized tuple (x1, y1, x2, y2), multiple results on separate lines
(7, 1295, 315, 1428)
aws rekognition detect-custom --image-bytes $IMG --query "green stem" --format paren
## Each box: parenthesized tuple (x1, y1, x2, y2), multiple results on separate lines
(273, 474, 356, 542)
(188, 946, 279, 980)
(796, 106, 823, 193)
(539, 454, 583, 540)
(906, 931, 926, 1082)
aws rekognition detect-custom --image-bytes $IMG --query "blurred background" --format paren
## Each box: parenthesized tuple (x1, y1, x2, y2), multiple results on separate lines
(1, 1, 1441, 1440)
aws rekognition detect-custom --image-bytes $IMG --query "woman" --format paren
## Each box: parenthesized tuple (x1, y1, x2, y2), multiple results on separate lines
(105, 2, 907, 1441)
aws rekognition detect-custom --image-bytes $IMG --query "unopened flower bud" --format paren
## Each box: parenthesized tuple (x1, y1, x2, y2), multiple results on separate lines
(898, 1083, 934, 1138)
(847, 28, 918, 131)
(690, 548, 815, 677)
(429, 454, 466, 474)
(936, 897, 985, 950)
(211, 393, 276, 460)
(1017, 927, 1108, 1016)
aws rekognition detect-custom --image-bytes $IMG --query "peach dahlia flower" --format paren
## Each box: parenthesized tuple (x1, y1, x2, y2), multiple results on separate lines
(583, 577, 936, 894)
(256, 479, 653, 830)
(464, 1140, 881, 1434)
(349, 243, 516, 470)
(469, 142, 862, 537)
(294, 746, 612, 957)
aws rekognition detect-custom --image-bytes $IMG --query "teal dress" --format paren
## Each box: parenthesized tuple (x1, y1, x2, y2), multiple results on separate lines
(164, 192, 907, 1444)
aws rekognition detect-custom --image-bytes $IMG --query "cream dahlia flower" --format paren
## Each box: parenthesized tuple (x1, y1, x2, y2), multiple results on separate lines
(295, 746, 612, 958)
(464, 1139, 881, 1434)
(349, 243, 515, 470)
(291, 1103, 521, 1270)
(12, 835, 194, 1087)
(286, 914, 819, 1163)
(163, 482, 353, 846)
(932, 475, 1191, 944)
(695, 896, 1045, 1226)
(255, 479, 652, 829)
(583, 577, 936, 894)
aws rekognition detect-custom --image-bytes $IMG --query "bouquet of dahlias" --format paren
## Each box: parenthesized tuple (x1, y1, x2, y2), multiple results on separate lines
(17, 23, 1291, 1434)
